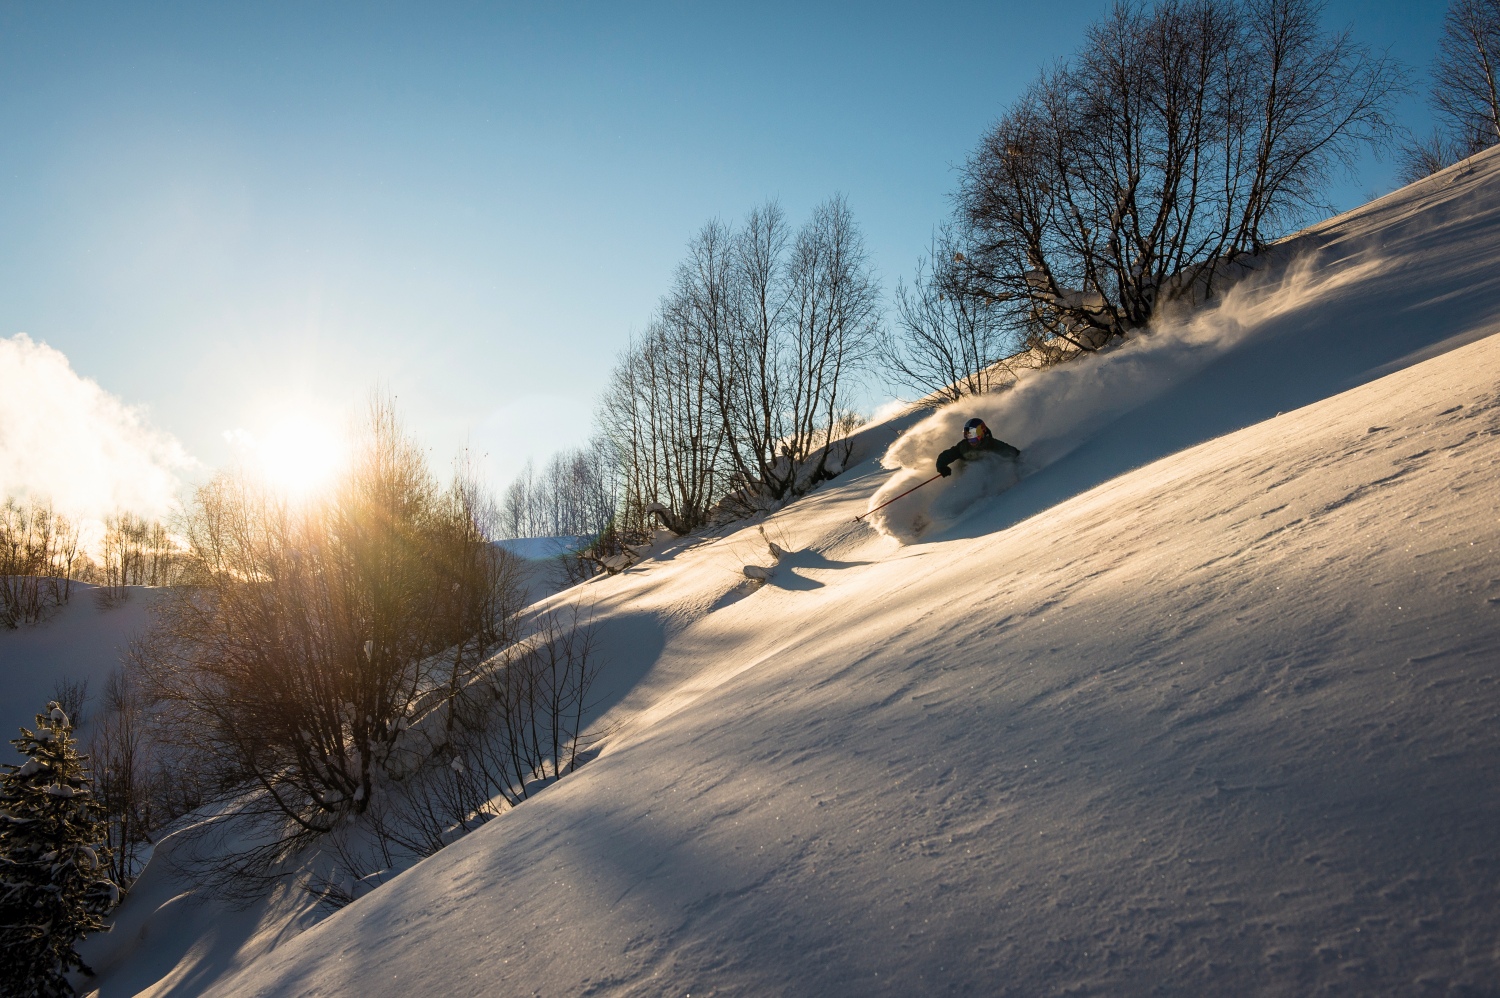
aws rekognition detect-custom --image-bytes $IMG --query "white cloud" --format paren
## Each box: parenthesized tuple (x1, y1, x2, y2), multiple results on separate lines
(0, 333, 194, 519)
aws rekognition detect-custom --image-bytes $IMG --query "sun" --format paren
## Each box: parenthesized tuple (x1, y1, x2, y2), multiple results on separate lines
(252, 413, 348, 499)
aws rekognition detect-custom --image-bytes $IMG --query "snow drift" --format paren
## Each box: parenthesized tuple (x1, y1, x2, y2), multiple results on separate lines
(76, 148, 1500, 996)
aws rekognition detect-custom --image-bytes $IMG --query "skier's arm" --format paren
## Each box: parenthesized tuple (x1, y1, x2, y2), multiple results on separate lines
(987, 438, 1020, 460)
(935, 443, 962, 477)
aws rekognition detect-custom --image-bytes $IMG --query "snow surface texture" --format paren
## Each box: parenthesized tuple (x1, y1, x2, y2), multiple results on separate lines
(85, 149, 1500, 996)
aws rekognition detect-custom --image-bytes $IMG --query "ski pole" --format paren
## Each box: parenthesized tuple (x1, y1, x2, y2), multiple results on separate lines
(854, 473, 944, 522)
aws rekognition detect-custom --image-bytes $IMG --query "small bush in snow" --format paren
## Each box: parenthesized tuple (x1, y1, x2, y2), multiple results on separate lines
(399, 604, 601, 851)
(303, 603, 604, 910)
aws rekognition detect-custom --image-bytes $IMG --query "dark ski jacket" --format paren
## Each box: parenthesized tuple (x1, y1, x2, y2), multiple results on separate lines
(936, 436, 1020, 477)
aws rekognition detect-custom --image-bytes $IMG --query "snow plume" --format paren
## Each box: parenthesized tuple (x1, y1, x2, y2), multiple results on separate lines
(0, 334, 193, 521)
(868, 252, 1385, 542)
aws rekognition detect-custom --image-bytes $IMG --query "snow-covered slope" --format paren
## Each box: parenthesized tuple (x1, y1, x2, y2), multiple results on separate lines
(0, 585, 163, 740)
(496, 535, 588, 561)
(96, 149, 1500, 996)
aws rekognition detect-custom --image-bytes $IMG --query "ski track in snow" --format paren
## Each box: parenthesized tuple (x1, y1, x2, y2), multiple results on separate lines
(70, 148, 1500, 997)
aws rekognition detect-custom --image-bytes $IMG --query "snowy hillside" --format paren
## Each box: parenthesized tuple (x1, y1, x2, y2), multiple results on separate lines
(495, 536, 579, 607)
(85, 148, 1500, 996)
(0, 586, 162, 740)
(495, 535, 588, 562)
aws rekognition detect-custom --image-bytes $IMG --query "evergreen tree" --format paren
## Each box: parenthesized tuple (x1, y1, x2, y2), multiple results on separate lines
(0, 703, 119, 998)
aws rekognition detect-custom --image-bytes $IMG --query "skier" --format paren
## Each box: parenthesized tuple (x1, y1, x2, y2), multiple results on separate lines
(935, 417, 1019, 477)
(853, 417, 1021, 524)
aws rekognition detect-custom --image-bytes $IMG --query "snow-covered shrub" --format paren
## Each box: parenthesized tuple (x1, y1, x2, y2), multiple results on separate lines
(0, 703, 118, 998)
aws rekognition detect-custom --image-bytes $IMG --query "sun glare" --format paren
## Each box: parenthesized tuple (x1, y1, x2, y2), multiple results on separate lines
(251, 415, 348, 499)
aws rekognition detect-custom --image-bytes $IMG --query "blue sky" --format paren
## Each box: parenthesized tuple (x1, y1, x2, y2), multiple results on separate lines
(0, 0, 1447, 498)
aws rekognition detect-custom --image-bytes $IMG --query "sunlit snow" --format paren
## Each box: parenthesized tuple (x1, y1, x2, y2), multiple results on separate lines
(53, 148, 1500, 996)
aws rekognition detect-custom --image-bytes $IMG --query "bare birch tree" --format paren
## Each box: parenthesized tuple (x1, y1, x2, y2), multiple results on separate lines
(0, 499, 83, 627)
(593, 197, 879, 538)
(957, 0, 1402, 355)
(1403, 0, 1500, 180)
(782, 196, 881, 483)
(599, 310, 729, 536)
(501, 440, 620, 541)
(878, 227, 1021, 405)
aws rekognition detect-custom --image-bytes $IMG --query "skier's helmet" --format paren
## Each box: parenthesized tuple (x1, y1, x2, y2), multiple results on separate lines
(963, 418, 990, 444)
